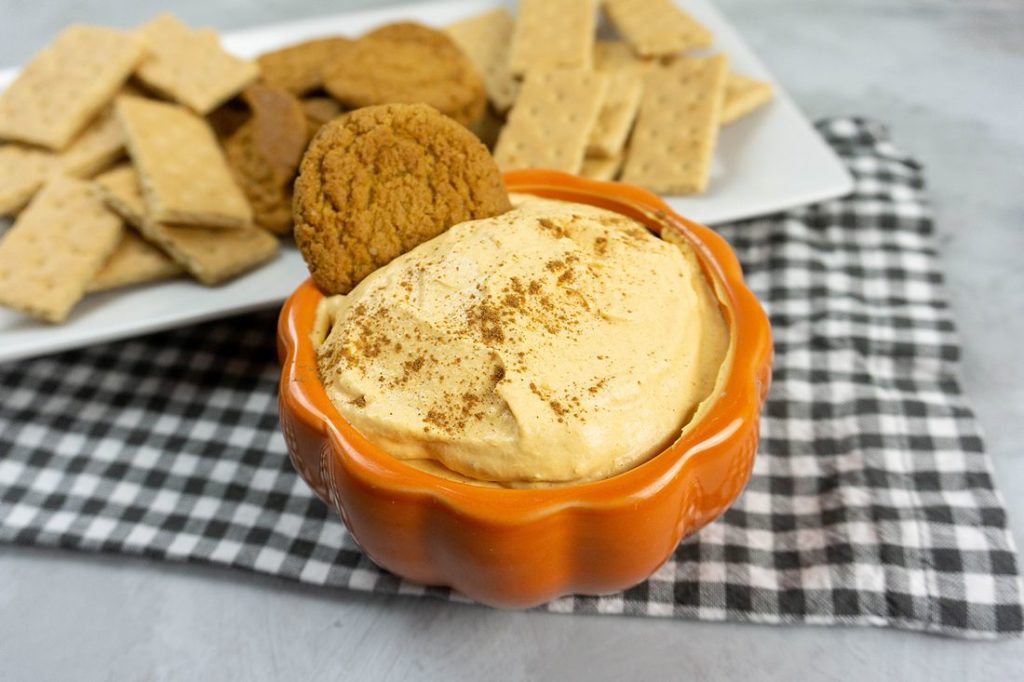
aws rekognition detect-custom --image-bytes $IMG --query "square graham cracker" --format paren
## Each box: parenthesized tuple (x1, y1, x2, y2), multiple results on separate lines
(92, 164, 278, 285)
(0, 177, 124, 322)
(580, 154, 623, 181)
(494, 70, 609, 174)
(0, 25, 145, 150)
(115, 95, 253, 228)
(602, 0, 713, 57)
(621, 54, 729, 195)
(586, 69, 644, 159)
(593, 40, 655, 72)
(0, 101, 128, 216)
(135, 14, 259, 114)
(86, 229, 183, 293)
(0, 146, 58, 216)
(446, 9, 519, 113)
(508, 0, 597, 75)
(721, 73, 774, 125)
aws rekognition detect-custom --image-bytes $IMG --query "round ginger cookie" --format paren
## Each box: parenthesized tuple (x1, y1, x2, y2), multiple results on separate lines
(293, 103, 512, 295)
(322, 22, 486, 127)
(224, 84, 308, 235)
(257, 36, 352, 95)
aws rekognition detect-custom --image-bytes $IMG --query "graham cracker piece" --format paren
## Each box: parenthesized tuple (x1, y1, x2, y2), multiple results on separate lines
(0, 177, 124, 322)
(92, 164, 147, 227)
(721, 73, 774, 125)
(93, 164, 278, 285)
(580, 154, 623, 181)
(0, 106, 126, 216)
(257, 37, 352, 96)
(446, 9, 519, 112)
(116, 95, 253, 228)
(602, 0, 713, 57)
(0, 26, 145, 150)
(86, 229, 183, 292)
(0, 146, 58, 216)
(508, 0, 597, 75)
(586, 69, 644, 159)
(621, 54, 729, 195)
(494, 70, 609, 174)
(135, 14, 259, 114)
(58, 105, 126, 178)
(593, 40, 653, 72)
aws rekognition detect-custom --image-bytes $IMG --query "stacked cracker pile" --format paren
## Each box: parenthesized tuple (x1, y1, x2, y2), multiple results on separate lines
(446, 0, 773, 194)
(0, 14, 332, 323)
(0, 3, 774, 324)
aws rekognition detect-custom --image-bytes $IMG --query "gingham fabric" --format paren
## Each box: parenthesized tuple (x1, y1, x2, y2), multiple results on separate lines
(1, 118, 1021, 638)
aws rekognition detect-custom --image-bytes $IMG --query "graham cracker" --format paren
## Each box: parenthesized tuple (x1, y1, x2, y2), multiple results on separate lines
(0, 146, 57, 216)
(508, 0, 597, 75)
(92, 164, 147, 227)
(593, 40, 653, 72)
(116, 95, 253, 228)
(0, 178, 124, 322)
(86, 230, 183, 293)
(586, 69, 644, 159)
(93, 164, 278, 285)
(0, 26, 145, 150)
(446, 9, 519, 112)
(135, 14, 259, 114)
(494, 70, 608, 174)
(58, 105, 126, 178)
(621, 54, 729, 195)
(580, 154, 623, 181)
(721, 73, 774, 125)
(602, 0, 713, 57)
(257, 37, 352, 96)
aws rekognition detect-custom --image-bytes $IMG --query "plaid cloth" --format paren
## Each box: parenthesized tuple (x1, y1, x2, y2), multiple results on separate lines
(0, 118, 1021, 638)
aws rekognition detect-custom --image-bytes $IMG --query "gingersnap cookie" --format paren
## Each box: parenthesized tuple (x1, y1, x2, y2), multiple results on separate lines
(301, 96, 344, 137)
(257, 36, 352, 95)
(365, 21, 456, 47)
(224, 83, 308, 235)
(321, 22, 486, 127)
(293, 103, 511, 295)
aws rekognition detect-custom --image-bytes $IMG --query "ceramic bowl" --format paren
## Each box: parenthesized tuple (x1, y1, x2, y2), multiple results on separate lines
(277, 170, 773, 607)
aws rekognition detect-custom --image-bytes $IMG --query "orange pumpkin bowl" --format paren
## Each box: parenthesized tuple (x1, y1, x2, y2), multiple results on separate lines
(277, 170, 773, 608)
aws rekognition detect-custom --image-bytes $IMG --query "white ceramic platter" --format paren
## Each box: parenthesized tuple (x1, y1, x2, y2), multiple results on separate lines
(0, 0, 852, 363)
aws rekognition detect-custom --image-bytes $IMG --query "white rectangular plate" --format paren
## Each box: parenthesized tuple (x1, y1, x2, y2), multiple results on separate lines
(0, 0, 852, 364)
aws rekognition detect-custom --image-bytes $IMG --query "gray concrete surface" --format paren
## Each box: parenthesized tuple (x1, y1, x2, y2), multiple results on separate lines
(1, 0, 1023, 679)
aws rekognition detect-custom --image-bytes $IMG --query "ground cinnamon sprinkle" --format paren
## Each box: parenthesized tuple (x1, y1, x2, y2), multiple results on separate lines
(538, 217, 567, 238)
(469, 301, 506, 344)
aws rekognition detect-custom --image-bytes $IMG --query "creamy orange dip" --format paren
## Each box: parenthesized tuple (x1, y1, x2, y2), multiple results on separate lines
(312, 196, 730, 486)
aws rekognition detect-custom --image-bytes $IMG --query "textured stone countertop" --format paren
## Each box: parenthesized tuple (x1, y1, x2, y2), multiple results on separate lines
(1, 0, 1022, 679)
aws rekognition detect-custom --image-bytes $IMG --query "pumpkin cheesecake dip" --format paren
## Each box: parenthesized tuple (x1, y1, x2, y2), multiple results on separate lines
(312, 196, 731, 486)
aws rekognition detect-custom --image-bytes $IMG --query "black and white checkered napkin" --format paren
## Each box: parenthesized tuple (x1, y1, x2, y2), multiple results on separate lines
(1, 118, 1021, 638)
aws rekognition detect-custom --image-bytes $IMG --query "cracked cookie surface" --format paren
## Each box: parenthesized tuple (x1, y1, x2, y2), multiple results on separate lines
(293, 103, 511, 295)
